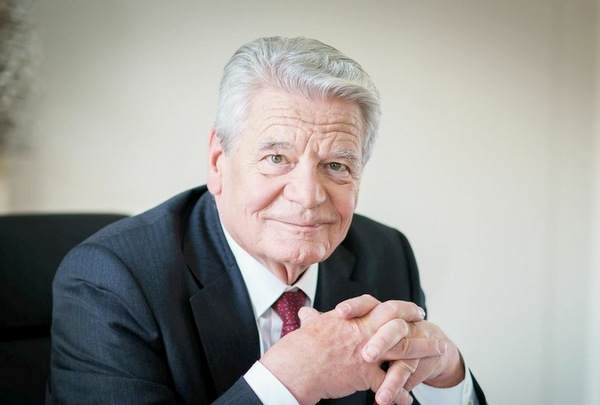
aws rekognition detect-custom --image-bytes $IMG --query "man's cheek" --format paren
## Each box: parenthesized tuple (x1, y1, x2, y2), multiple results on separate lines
(249, 184, 284, 209)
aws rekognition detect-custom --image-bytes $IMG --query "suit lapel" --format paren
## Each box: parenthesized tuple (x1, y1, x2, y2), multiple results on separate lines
(189, 273, 259, 394)
(183, 192, 260, 394)
(315, 242, 371, 312)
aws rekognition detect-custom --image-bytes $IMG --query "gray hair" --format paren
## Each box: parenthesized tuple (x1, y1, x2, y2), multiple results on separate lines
(214, 36, 381, 166)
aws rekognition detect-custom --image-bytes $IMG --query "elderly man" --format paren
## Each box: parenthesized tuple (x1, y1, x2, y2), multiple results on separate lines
(47, 37, 486, 405)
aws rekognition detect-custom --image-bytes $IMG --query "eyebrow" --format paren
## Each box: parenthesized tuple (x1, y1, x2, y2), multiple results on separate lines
(332, 149, 362, 171)
(258, 141, 293, 152)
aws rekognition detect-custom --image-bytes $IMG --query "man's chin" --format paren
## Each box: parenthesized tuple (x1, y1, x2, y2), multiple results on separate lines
(268, 243, 330, 267)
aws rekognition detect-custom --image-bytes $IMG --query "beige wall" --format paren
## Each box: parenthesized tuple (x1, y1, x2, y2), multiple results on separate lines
(4, 1, 598, 403)
(585, 0, 600, 403)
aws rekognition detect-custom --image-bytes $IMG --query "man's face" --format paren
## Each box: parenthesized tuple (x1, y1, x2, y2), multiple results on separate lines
(208, 87, 364, 283)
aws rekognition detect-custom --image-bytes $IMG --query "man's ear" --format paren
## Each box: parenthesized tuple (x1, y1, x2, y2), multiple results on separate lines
(207, 129, 224, 196)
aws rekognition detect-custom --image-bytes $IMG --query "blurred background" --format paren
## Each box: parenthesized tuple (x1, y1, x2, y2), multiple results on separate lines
(1, 1, 598, 403)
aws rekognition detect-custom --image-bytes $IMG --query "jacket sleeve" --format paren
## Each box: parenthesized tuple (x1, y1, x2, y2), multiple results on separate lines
(46, 243, 261, 405)
(47, 243, 176, 403)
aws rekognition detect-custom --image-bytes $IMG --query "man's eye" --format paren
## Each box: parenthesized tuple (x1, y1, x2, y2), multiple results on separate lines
(269, 154, 285, 164)
(328, 162, 347, 172)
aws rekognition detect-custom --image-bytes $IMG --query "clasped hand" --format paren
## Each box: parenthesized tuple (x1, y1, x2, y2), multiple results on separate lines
(260, 294, 464, 405)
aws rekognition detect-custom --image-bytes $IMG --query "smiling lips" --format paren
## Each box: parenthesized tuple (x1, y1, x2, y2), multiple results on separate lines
(268, 217, 334, 229)
(280, 221, 323, 228)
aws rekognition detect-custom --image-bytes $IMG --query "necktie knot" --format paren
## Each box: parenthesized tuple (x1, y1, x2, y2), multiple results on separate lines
(272, 290, 307, 337)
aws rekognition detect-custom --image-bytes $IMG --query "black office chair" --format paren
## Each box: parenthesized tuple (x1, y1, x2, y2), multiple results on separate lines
(0, 213, 128, 405)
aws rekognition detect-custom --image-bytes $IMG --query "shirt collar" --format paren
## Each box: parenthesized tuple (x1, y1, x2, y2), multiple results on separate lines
(221, 227, 318, 319)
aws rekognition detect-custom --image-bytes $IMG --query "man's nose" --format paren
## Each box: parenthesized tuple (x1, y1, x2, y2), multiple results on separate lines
(283, 165, 326, 209)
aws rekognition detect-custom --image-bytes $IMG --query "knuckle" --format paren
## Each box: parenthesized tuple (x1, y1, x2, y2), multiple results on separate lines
(347, 320, 361, 336)
(401, 363, 417, 374)
(410, 323, 426, 338)
(381, 300, 398, 316)
(395, 338, 411, 356)
(399, 301, 417, 314)
(393, 318, 409, 336)
(400, 359, 419, 374)
(360, 293, 375, 304)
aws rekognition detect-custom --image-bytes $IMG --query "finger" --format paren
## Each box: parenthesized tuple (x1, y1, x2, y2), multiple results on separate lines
(361, 312, 433, 364)
(361, 318, 408, 362)
(404, 359, 432, 392)
(364, 301, 426, 331)
(365, 335, 446, 363)
(356, 301, 425, 340)
(364, 320, 433, 362)
(380, 338, 446, 362)
(298, 307, 320, 326)
(336, 297, 425, 325)
(335, 294, 381, 319)
(374, 360, 418, 405)
(366, 366, 390, 403)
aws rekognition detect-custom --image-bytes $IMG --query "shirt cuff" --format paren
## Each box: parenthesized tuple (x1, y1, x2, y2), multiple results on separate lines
(243, 361, 300, 405)
(411, 367, 479, 405)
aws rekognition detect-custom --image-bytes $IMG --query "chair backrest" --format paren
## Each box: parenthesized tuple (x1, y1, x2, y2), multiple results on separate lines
(0, 213, 128, 405)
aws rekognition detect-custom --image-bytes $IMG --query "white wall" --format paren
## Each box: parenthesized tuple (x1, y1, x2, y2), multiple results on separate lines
(4, 1, 598, 403)
(542, 2, 596, 403)
(585, 1, 600, 403)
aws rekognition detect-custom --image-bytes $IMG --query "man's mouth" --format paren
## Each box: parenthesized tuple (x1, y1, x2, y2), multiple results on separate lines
(268, 218, 332, 229)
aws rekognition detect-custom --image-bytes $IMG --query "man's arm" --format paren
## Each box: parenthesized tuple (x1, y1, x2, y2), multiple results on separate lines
(47, 243, 260, 405)
(48, 244, 174, 403)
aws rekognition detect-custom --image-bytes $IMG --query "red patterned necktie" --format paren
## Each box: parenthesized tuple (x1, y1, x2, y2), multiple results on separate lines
(272, 290, 308, 338)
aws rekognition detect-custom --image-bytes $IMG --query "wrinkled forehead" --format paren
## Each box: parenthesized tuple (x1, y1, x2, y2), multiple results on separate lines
(244, 87, 366, 144)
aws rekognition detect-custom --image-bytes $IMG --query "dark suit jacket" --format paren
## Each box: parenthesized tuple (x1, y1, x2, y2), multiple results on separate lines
(47, 186, 486, 404)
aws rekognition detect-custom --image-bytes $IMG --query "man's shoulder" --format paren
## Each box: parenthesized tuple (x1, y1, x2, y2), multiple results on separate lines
(86, 186, 210, 245)
(55, 186, 215, 289)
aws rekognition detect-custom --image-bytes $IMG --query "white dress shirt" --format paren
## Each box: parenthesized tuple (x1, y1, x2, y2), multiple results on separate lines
(222, 229, 478, 405)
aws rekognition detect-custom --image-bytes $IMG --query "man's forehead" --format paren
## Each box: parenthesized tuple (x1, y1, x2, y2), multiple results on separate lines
(250, 87, 363, 122)
(251, 121, 363, 157)
(246, 89, 364, 137)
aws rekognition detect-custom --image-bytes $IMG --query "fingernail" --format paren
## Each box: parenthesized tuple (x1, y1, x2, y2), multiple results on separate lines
(419, 307, 426, 319)
(337, 303, 351, 316)
(363, 345, 379, 362)
(377, 390, 391, 405)
(438, 341, 447, 354)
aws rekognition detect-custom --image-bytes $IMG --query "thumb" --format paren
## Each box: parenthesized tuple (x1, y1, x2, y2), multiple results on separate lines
(298, 307, 320, 326)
